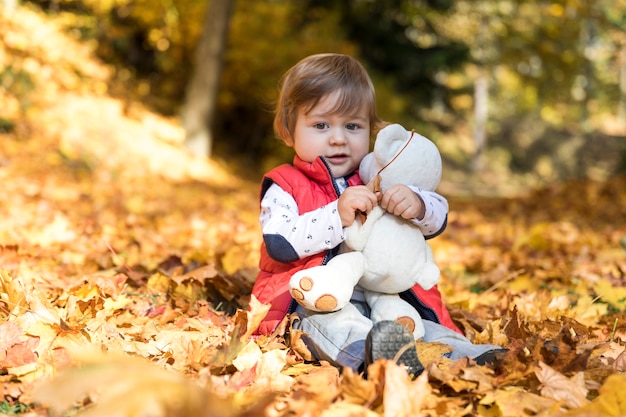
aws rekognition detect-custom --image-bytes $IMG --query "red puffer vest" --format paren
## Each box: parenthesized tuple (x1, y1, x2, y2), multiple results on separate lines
(252, 155, 461, 335)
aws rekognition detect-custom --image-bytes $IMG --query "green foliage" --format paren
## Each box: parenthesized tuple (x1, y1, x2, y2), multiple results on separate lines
(20, 0, 626, 180)
(313, 0, 469, 106)
(0, 64, 35, 113)
(0, 400, 29, 415)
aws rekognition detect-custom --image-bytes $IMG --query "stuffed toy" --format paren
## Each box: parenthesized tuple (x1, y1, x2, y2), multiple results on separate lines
(289, 123, 443, 339)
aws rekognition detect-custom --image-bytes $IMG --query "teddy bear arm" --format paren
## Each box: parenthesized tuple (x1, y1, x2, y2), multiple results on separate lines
(289, 251, 365, 312)
(415, 243, 440, 290)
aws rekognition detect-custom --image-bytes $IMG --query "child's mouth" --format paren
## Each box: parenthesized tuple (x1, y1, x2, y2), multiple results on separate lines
(326, 154, 348, 164)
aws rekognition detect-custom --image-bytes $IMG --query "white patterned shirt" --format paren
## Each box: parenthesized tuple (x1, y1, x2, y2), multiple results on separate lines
(260, 183, 448, 259)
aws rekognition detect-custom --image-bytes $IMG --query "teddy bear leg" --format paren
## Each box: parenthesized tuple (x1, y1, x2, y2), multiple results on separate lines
(290, 252, 364, 312)
(364, 291, 425, 340)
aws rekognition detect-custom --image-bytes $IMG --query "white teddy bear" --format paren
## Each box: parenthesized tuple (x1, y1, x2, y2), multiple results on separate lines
(289, 124, 443, 340)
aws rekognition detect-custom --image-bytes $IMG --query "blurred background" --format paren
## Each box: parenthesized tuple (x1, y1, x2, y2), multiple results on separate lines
(3, 0, 626, 195)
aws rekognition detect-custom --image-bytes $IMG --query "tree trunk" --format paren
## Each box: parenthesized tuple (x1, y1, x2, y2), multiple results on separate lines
(471, 13, 489, 173)
(619, 40, 626, 130)
(180, 0, 234, 158)
(472, 72, 488, 172)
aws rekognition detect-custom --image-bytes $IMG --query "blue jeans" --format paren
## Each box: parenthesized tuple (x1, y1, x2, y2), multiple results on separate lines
(292, 301, 502, 372)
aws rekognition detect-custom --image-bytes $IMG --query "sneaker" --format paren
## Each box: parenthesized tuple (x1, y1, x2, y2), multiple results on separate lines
(473, 348, 508, 366)
(365, 320, 424, 378)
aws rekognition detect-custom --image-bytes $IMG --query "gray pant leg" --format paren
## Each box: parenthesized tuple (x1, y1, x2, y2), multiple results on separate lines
(422, 320, 502, 360)
(292, 302, 373, 372)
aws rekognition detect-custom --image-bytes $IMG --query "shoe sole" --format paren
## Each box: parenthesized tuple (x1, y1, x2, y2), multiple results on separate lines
(366, 321, 424, 378)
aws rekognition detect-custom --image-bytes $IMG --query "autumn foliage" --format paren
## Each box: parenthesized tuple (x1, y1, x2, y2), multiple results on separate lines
(1, 5, 626, 417)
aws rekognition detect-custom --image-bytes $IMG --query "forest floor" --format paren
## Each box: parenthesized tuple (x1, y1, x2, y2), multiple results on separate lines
(1, 4, 626, 417)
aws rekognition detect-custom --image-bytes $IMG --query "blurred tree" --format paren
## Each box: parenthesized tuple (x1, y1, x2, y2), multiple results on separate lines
(180, 0, 234, 158)
(21, 0, 626, 179)
(210, 0, 359, 170)
(1, 0, 19, 11)
(305, 0, 469, 122)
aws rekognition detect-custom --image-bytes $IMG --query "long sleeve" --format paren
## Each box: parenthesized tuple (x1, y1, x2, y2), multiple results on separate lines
(261, 183, 345, 260)
(408, 187, 448, 238)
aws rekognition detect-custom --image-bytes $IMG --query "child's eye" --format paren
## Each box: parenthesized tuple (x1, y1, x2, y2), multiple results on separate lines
(313, 122, 328, 130)
(346, 123, 360, 131)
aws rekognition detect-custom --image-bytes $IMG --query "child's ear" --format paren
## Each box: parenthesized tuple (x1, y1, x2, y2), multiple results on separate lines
(283, 135, 295, 147)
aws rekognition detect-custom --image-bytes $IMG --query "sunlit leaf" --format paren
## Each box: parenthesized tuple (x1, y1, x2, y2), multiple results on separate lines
(480, 387, 558, 416)
(383, 364, 431, 417)
(535, 361, 589, 409)
(565, 373, 626, 417)
(593, 279, 626, 311)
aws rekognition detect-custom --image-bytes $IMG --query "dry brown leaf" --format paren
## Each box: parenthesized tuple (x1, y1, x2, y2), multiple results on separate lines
(383, 364, 431, 417)
(613, 351, 626, 371)
(428, 358, 478, 392)
(339, 366, 380, 406)
(480, 387, 559, 416)
(171, 264, 218, 285)
(415, 341, 453, 367)
(461, 363, 495, 393)
(290, 364, 340, 407)
(244, 295, 270, 340)
(535, 361, 589, 409)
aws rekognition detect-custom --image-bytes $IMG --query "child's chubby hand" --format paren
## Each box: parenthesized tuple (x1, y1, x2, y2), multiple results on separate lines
(380, 184, 425, 220)
(337, 185, 379, 227)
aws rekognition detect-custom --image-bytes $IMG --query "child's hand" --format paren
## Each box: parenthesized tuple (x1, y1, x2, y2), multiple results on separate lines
(380, 184, 425, 220)
(338, 186, 378, 227)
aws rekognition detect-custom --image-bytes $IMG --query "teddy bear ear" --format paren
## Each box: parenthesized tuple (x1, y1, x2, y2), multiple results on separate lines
(358, 152, 377, 184)
(371, 124, 443, 192)
(373, 124, 411, 166)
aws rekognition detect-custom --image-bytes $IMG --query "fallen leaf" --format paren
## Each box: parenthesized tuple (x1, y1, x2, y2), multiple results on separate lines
(32, 352, 241, 417)
(415, 341, 453, 367)
(535, 361, 589, 409)
(383, 364, 431, 417)
(480, 387, 559, 416)
(232, 340, 262, 371)
(564, 373, 626, 416)
(593, 279, 626, 311)
(244, 295, 270, 339)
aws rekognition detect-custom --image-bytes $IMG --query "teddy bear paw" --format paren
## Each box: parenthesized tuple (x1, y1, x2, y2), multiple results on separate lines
(290, 276, 339, 311)
(395, 316, 416, 334)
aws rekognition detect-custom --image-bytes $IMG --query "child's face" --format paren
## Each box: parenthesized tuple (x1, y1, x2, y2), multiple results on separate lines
(288, 91, 371, 178)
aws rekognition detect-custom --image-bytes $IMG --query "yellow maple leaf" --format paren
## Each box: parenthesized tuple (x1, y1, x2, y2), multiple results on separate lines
(593, 279, 626, 311)
(565, 373, 626, 417)
(569, 294, 608, 327)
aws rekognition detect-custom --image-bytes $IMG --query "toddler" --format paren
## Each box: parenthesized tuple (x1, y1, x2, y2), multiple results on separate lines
(252, 53, 502, 375)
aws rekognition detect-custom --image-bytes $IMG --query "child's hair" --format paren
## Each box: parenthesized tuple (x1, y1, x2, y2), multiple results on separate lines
(273, 53, 384, 144)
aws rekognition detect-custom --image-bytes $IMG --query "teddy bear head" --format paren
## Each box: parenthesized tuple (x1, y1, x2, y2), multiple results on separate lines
(359, 124, 442, 192)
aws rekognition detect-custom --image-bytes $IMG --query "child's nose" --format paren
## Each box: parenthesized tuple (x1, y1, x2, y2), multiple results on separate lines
(329, 129, 347, 145)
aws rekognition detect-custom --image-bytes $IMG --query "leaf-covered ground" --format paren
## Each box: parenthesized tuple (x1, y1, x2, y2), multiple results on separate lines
(1, 5, 626, 417)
